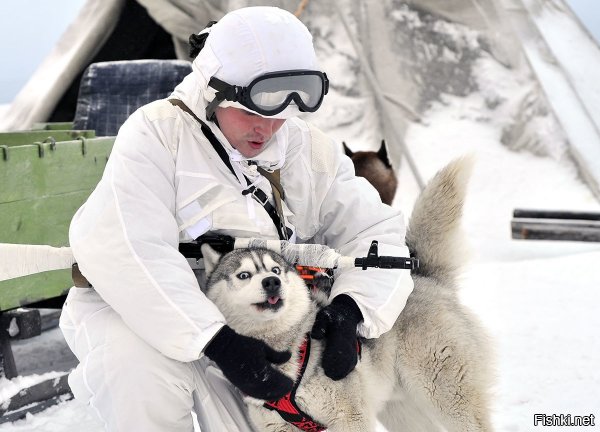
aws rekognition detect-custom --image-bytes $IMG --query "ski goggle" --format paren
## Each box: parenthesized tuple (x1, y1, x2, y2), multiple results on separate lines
(206, 70, 329, 119)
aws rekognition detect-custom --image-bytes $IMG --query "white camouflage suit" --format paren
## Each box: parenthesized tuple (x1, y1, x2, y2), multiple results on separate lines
(59, 6, 414, 432)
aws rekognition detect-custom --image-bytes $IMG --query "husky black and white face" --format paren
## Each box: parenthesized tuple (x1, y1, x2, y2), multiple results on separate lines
(202, 246, 312, 332)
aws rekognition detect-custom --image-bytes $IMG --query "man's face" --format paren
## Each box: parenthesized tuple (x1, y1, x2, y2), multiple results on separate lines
(215, 106, 286, 158)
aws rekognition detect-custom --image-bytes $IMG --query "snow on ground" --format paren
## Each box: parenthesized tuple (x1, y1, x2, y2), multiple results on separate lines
(396, 52, 600, 430)
(399, 92, 600, 431)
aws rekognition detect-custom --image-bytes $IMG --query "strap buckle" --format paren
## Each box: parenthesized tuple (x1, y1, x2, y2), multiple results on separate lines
(278, 221, 289, 241)
(243, 185, 270, 207)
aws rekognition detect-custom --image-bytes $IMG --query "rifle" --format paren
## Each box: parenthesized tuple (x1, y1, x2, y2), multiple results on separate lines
(179, 234, 418, 271)
(1, 236, 418, 283)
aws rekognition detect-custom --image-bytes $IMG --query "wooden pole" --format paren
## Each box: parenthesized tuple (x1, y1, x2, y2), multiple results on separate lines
(513, 209, 600, 221)
(511, 219, 600, 242)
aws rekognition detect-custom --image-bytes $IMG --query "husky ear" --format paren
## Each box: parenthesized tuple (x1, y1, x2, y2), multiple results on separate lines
(377, 140, 393, 168)
(342, 141, 354, 158)
(201, 244, 221, 275)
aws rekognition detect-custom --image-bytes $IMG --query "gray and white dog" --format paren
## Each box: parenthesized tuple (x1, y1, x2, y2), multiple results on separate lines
(202, 157, 494, 432)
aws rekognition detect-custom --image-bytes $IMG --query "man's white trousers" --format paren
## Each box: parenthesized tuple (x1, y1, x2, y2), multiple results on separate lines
(59, 286, 255, 432)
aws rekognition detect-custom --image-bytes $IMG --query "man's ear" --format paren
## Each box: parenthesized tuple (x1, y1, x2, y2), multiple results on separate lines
(201, 244, 221, 275)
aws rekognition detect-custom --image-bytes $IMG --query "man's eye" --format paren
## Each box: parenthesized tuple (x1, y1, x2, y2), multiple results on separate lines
(272, 267, 281, 275)
(237, 272, 251, 280)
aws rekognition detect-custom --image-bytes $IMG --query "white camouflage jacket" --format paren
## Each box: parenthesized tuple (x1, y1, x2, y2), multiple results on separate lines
(69, 71, 414, 363)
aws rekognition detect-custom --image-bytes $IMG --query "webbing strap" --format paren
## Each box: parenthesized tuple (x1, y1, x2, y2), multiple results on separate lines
(168, 99, 289, 240)
(72, 263, 92, 288)
(257, 167, 288, 239)
(257, 167, 285, 200)
(263, 335, 327, 432)
(168, 99, 234, 171)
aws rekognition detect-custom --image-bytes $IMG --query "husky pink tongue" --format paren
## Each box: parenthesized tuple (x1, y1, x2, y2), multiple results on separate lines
(268, 296, 280, 305)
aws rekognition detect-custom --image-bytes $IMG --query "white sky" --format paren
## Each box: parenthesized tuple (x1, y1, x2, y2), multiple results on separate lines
(567, 0, 600, 43)
(0, 0, 86, 104)
(0, 0, 598, 104)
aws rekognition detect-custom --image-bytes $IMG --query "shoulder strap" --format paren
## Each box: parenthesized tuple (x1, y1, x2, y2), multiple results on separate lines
(257, 167, 285, 200)
(168, 99, 236, 174)
(257, 167, 287, 238)
(168, 99, 290, 240)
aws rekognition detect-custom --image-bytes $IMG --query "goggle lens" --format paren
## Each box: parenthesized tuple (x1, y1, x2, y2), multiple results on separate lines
(206, 70, 328, 119)
(249, 74, 325, 112)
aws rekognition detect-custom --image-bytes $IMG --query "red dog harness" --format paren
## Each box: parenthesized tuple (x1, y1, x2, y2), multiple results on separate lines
(262, 266, 362, 431)
(263, 333, 362, 432)
(263, 335, 327, 431)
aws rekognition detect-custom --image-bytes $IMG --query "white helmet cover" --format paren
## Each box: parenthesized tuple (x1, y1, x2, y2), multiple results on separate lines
(192, 7, 320, 119)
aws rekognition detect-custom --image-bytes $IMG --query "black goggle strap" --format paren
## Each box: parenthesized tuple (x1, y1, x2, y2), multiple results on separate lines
(206, 77, 243, 121)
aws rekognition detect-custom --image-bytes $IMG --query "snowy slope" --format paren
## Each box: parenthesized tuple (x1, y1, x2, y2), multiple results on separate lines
(402, 92, 600, 431)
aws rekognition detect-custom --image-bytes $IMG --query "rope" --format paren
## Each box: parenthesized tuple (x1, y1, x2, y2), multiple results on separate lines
(294, 0, 310, 18)
(334, 4, 426, 191)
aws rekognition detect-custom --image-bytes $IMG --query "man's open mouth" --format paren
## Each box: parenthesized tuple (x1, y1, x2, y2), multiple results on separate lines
(248, 141, 264, 149)
(253, 296, 283, 311)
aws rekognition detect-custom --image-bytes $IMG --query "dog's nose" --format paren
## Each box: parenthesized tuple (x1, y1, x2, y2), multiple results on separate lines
(262, 276, 281, 295)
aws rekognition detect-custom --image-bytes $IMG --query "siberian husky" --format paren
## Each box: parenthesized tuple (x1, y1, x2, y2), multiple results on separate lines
(202, 157, 493, 432)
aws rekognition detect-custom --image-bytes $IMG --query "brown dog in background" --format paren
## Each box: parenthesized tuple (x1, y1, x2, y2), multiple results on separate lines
(343, 140, 397, 205)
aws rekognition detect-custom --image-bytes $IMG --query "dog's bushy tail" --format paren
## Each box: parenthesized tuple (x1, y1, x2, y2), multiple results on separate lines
(406, 156, 473, 281)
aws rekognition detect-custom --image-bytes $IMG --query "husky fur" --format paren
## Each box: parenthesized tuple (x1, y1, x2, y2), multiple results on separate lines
(202, 157, 493, 432)
(343, 140, 398, 205)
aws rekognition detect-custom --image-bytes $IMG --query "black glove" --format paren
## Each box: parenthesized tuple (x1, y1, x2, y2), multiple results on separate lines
(204, 325, 294, 400)
(311, 294, 363, 380)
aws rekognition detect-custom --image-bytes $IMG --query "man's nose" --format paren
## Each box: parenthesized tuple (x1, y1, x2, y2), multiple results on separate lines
(254, 118, 277, 135)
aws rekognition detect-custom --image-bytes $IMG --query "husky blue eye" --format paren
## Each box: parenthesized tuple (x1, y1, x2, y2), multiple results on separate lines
(272, 267, 281, 275)
(237, 272, 251, 280)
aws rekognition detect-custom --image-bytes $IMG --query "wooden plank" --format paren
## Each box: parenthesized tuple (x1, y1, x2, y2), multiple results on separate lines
(0, 374, 72, 422)
(0, 191, 91, 310)
(0, 130, 96, 147)
(0, 393, 74, 423)
(0, 270, 71, 316)
(513, 209, 600, 221)
(0, 325, 17, 378)
(31, 122, 75, 131)
(0, 138, 112, 311)
(511, 219, 600, 242)
(0, 373, 71, 416)
(0, 191, 92, 245)
(0, 137, 113, 203)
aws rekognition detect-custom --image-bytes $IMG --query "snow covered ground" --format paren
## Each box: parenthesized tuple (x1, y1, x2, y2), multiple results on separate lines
(395, 54, 600, 431)
(401, 95, 600, 431)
